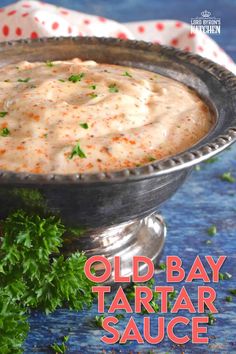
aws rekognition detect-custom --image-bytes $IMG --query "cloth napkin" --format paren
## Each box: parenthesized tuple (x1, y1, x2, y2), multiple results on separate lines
(0, 0, 235, 74)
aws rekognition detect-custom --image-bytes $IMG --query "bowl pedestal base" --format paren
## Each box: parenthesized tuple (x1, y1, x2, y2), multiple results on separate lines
(63, 213, 166, 283)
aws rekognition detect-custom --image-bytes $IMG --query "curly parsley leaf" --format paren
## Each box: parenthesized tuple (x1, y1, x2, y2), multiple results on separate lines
(0, 288, 29, 354)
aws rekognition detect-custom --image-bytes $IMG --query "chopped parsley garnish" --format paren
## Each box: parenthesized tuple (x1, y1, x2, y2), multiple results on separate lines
(204, 157, 219, 164)
(68, 73, 84, 83)
(58, 79, 65, 82)
(94, 314, 105, 328)
(89, 92, 98, 99)
(0, 111, 8, 118)
(207, 225, 217, 236)
(225, 296, 232, 302)
(51, 336, 69, 354)
(207, 313, 216, 325)
(89, 84, 97, 90)
(0, 127, 10, 137)
(80, 123, 88, 129)
(229, 289, 236, 296)
(69, 142, 86, 159)
(123, 71, 132, 78)
(108, 83, 119, 93)
(205, 239, 212, 245)
(17, 78, 31, 83)
(159, 262, 166, 270)
(148, 156, 156, 162)
(220, 172, 235, 183)
(219, 272, 232, 280)
(0, 210, 95, 352)
(45, 60, 54, 67)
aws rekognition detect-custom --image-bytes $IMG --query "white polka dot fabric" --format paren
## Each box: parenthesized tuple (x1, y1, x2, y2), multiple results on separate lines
(0, 0, 235, 74)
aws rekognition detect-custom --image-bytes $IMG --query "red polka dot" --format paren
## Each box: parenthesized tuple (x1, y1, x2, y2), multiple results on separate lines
(7, 10, 17, 16)
(197, 46, 204, 52)
(31, 31, 38, 39)
(52, 22, 59, 30)
(16, 27, 22, 36)
(22, 3, 31, 8)
(83, 19, 90, 25)
(138, 25, 145, 33)
(2, 25, 9, 37)
(156, 22, 164, 31)
(98, 16, 106, 22)
(22, 12, 29, 17)
(175, 21, 183, 28)
(171, 38, 179, 46)
(153, 40, 160, 45)
(117, 32, 127, 39)
(188, 31, 196, 38)
(34, 16, 39, 22)
(68, 26, 72, 34)
(184, 46, 190, 52)
(60, 10, 68, 15)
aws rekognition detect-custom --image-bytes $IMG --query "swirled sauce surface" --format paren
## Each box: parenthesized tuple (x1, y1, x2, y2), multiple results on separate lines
(0, 59, 214, 174)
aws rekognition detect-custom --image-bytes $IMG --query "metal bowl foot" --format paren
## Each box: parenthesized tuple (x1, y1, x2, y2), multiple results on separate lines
(62, 213, 166, 283)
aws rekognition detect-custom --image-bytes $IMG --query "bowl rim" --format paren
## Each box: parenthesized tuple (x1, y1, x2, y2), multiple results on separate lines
(0, 36, 236, 185)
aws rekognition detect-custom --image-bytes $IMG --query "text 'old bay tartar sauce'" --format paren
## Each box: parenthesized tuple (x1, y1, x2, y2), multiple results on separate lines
(0, 59, 214, 174)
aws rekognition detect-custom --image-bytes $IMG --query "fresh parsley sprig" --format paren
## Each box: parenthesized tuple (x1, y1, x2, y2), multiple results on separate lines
(0, 288, 29, 354)
(0, 210, 95, 352)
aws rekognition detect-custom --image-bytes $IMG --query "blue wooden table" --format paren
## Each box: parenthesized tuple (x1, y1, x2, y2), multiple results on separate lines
(1, 0, 236, 353)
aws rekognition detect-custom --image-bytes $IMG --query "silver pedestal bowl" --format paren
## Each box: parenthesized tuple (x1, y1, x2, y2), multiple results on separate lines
(0, 37, 235, 282)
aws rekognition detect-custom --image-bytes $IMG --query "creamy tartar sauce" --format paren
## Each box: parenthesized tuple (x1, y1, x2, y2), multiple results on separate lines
(0, 59, 214, 174)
